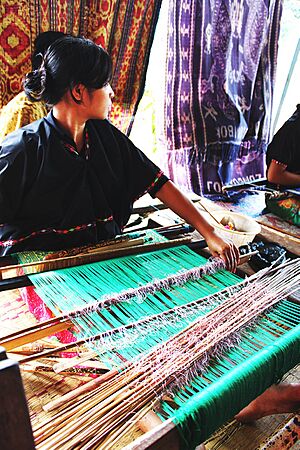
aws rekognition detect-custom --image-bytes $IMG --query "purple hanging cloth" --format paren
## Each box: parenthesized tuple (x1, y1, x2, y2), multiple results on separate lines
(159, 0, 282, 198)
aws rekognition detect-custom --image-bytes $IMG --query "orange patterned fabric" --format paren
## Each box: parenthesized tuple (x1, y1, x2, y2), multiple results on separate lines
(0, 0, 162, 133)
(0, 92, 47, 143)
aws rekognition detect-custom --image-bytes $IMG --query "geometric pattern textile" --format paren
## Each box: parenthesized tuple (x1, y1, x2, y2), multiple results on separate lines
(0, 0, 162, 134)
(158, 0, 282, 197)
(0, 92, 47, 143)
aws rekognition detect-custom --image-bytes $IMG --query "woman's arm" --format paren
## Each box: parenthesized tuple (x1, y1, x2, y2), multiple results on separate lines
(267, 160, 300, 187)
(155, 180, 239, 271)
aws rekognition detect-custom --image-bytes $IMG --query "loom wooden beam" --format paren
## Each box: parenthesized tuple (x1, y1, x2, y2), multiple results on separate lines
(0, 347, 35, 450)
(0, 236, 207, 291)
(136, 410, 187, 450)
(0, 236, 148, 280)
(123, 418, 180, 450)
(1, 318, 72, 351)
(0, 274, 32, 291)
(222, 178, 267, 191)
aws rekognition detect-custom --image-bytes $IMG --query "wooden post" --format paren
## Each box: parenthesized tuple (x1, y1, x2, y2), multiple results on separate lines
(0, 347, 35, 450)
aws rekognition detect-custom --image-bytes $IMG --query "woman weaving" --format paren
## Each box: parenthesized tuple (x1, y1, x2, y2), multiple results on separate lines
(1, 35, 300, 447)
(0, 35, 239, 270)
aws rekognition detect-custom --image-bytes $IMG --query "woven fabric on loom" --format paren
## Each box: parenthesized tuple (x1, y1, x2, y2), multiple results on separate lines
(14, 230, 167, 266)
(28, 246, 240, 367)
(26, 258, 300, 450)
(0, 0, 162, 133)
(15, 230, 167, 340)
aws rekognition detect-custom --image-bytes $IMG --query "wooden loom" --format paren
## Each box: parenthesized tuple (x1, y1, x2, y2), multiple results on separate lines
(0, 232, 300, 450)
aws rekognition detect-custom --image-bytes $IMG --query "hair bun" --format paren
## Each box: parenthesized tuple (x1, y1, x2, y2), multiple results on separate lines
(24, 66, 47, 102)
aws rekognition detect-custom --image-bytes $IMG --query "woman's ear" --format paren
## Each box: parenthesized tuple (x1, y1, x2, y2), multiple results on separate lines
(70, 84, 85, 104)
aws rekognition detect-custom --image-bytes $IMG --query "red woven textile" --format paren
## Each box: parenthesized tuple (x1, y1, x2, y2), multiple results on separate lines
(0, 0, 161, 133)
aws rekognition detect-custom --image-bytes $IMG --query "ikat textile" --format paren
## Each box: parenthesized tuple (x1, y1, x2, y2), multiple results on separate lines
(159, 0, 282, 197)
(0, 0, 162, 133)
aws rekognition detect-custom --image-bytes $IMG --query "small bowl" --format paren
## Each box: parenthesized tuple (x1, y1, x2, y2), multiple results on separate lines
(210, 211, 261, 247)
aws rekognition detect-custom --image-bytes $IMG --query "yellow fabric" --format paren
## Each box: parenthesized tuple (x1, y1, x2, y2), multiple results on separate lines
(0, 92, 47, 143)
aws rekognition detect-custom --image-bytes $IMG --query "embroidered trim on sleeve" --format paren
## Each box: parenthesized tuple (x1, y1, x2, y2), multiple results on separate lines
(134, 170, 165, 202)
(271, 159, 287, 169)
(146, 170, 164, 193)
(0, 215, 113, 248)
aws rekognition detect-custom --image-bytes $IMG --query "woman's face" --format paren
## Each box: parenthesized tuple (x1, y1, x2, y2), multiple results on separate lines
(86, 84, 114, 120)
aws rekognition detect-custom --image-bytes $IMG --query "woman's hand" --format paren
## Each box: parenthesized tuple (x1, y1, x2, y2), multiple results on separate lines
(155, 181, 240, 271)
(205, 230, 240, 272)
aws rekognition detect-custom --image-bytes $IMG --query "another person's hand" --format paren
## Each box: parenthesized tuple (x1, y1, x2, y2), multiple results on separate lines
(205, 230, 239, 272)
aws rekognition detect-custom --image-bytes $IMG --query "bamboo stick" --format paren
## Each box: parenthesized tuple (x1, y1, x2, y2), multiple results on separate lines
(52, 351, 104, 373)
(1, 319, 72, 351)
(42, 366, 123, 412)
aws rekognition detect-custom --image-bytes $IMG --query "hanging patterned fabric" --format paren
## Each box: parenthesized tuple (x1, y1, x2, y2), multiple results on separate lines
(0, 0, 87, 113)
(0, 0, 162, 134)
(159, 0, 282, 197)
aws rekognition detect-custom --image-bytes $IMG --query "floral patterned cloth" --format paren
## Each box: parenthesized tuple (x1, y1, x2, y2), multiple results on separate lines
(266, 196, 300, 227)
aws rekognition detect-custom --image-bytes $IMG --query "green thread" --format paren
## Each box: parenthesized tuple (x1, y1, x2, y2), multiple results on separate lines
(19, 237, 300, 449)
(28, 245, 239, 366)
(159, 310, 300, 450)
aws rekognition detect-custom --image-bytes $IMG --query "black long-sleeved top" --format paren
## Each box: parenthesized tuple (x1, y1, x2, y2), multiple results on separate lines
(0, 112, 168, 255)
(266, 105, 300, 181)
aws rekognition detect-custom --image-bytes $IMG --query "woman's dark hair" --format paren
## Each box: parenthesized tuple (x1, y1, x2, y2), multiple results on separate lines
(24, 36, 112, 105)
(31, 31, 66, 70)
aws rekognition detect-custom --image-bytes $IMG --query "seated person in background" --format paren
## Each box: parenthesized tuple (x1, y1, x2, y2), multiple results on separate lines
(0, 31, 65, 144)
(265, 105, 300, 226)
(267, 104, 300, 187)
(0, 35, 238, 270)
